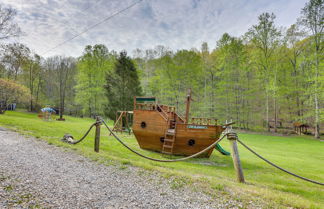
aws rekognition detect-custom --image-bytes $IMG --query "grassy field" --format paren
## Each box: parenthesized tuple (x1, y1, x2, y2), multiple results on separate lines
(0, 111, 323, 208)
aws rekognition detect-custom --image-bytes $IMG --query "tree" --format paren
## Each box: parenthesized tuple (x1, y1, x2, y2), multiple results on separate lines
(0, 78, 29, 114)
(22, 54, 43, 112)
(1, 43, 30, 80)
(75, 44, 114, 117)
(201, 42, 210, 110)
(284, 24, 307, 121)
(299, 0, 323, 138)
(44, 56, 76, 120)
(105, 51, 142, 119)
(212, 33, 251, 127)
(0, 5, 21, 40)
(246, 12, 281, 131)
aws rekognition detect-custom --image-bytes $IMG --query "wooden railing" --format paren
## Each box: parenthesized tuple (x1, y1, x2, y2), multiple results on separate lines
(158, 104, 176, 113)
(191, 117, 218, 125)
(175, 112, 185, 123)
(134, 103, 179, 121)
(135, 103, 157, 111)
(156, 105, 168, 121)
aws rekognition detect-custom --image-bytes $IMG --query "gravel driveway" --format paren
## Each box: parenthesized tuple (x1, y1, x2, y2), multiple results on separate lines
(0, 128, 247, 209)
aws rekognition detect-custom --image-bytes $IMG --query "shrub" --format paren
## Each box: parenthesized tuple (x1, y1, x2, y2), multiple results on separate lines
(0, 79, 29, 114)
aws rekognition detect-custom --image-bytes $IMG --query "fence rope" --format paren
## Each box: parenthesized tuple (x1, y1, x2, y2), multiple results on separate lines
(101, 119, 227, 162)
(63, 119, 324, 186)
(63, 122, 97, 144)
(236, 138, 324, 186)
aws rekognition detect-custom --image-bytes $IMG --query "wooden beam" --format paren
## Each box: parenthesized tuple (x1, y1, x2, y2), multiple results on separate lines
(185, 88, 191, 123)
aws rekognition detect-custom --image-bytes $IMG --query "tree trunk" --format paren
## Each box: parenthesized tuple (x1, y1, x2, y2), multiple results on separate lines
(35, 75, 41, 109)
(274, 97, 277, 133)
(266, 89, 270, 132)
(314, 53, 320, 139)
(314, 82, 320, 139)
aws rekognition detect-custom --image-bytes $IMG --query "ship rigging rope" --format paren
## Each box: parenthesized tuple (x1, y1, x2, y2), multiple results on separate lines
(101, 119, 227, 162)
(236, 138, 324, 186)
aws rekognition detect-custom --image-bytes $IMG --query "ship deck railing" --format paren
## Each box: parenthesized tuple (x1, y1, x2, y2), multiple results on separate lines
(134, 103, 181, 122)
(190, 117, 218, 125)
(134, 103, 176, 113)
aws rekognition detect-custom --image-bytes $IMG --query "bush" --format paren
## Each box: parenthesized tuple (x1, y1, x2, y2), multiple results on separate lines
(0, 79, 29, 114)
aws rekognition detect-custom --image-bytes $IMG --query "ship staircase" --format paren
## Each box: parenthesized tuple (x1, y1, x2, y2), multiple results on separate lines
(157, 105, 180, 155)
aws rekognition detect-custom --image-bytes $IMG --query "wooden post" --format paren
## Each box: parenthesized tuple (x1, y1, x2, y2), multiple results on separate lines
(227, 132, 245, 183)
(185, 88, 191, 123)
(94, 116, 101, 153)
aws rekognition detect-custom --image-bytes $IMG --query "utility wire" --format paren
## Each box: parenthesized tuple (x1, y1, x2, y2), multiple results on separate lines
(42, 0, 144, 55)
(75, 0, 104, 21)
(12, 0, 103, 49)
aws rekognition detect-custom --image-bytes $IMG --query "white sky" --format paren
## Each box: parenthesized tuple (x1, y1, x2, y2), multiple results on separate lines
(1, 0, 308, 57)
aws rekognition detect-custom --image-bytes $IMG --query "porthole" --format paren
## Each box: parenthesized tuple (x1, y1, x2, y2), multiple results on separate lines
(141, 121, 146, 128)
(160, 137, 165, 143)
(188, 139, 195, 146)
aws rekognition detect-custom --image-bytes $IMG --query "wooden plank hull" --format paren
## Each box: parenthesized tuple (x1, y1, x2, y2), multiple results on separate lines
(132, 110, 225, 157)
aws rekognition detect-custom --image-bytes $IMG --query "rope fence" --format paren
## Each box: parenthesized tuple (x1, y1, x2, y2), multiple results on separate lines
(62, 117, 324, 186)
(236, 138, 324, 186)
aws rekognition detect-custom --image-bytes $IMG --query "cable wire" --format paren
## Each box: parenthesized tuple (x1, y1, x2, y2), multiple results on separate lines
(42, 0, 144, 55)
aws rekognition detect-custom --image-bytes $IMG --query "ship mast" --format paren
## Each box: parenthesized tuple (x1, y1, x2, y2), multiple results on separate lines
(185, 88, 192, 123)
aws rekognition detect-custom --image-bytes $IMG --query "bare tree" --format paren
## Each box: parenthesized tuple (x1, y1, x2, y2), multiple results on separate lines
(0, 5, 21, 40)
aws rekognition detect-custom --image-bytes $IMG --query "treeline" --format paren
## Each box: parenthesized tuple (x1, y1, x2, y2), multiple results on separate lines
(0, 0, 323, 138)
(134, 2, 323, 138)
(0, 44, 142, 119)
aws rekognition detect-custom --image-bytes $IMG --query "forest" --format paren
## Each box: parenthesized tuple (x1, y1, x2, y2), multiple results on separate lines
(0, 0, 323, 138)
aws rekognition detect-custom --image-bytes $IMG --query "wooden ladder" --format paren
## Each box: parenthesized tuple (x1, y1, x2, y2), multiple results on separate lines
(162, 115, 176, 155)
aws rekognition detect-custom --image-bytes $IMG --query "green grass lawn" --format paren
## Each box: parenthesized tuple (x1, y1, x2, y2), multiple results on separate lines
(0, 111, 323, 208)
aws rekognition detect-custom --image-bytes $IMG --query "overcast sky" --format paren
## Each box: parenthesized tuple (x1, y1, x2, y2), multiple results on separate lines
(1, 0, 308, 57)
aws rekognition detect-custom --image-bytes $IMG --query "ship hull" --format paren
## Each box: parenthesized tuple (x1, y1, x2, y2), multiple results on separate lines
(132, 110, 225, 157)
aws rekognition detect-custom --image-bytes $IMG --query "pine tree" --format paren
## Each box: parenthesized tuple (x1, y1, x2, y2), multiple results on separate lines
(105, 51, 142, 119)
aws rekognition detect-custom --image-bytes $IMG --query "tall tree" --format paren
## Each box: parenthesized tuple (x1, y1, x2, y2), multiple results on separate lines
(284, 24, 306, 121)
(246, 12, 281, 131)
(22, 54, 42, 112)
(44, 56, 76, 120)
(299, 0, 323, 138)
(105, 51, 142, 119)
(0, 5, 21, 40)
(1, 43, 30, 80)
(75, 44, 114, 117)
(57, 57, 76, 120)
(213, 33, 250, 127)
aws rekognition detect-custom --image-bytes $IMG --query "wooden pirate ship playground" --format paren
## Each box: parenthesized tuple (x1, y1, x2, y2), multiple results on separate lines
(132, 90, 231, 157)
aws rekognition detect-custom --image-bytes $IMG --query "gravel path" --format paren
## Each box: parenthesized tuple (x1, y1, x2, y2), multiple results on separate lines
(0, 128, 248, 209)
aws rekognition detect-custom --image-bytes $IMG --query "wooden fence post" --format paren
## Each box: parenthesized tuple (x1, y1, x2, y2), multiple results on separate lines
(227, 132, 245, 183)
(94, 116, 101, 153)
